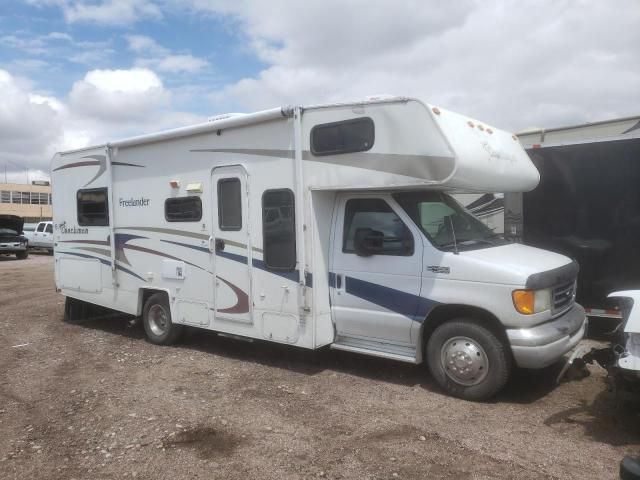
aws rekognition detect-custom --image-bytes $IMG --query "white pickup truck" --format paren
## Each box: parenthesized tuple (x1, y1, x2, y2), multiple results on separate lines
(24, 221, 54, 253)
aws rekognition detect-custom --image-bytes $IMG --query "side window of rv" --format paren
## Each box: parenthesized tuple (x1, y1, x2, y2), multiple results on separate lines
(310, 117, 374, 156)
(343, 198, 414, 256)
(165, 196, 202, 222)
(218, 178, 242, 231)
(77, 188, 109, 226)
(262, 189, 296, 270)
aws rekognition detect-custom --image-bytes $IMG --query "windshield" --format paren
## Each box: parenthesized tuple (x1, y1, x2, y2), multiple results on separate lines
(0, 227, 19, 235)
(393, 192, 508, 251)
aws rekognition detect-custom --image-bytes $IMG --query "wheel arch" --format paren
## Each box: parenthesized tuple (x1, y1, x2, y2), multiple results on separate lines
(419, 304, 512, 361)
(137, 288, 173, 317)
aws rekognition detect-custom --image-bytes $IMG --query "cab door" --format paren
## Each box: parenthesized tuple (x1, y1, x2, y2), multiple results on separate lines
(32, 222, 45, 247)
(329, 194, 423, 345)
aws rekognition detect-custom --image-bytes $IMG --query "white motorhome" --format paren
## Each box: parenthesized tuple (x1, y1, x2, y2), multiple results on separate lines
(51, 97, 586, 400)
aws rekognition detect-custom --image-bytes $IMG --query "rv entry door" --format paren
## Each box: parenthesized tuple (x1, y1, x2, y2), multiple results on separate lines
(330, 194, 422, 345)
(211, 166, 253, 324)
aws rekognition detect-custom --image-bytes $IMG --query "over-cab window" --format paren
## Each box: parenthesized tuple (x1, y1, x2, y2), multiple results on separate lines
(77, 188, 109, 226)
(343, 198, 413, 256)
(217, 178, 242, 231)
(165, 196, 202, 222)
(262, 189, 296, 270)
(310, 117, 375, 156)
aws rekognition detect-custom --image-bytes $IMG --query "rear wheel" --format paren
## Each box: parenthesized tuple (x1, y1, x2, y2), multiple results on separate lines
(16, 250, 28, 260)
(427, 318, 511, 401)
(142, 293, 183, 345)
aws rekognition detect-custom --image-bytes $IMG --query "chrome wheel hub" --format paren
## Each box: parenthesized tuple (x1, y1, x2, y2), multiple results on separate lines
(440, 336, 489, 386)
(148, 304, 169, 336)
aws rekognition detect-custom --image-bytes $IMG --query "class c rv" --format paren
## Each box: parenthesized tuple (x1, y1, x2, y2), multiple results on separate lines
(52, 97, 586, 400)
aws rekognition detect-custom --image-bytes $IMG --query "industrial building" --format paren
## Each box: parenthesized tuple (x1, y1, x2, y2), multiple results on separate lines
(0, 182, 52, 223)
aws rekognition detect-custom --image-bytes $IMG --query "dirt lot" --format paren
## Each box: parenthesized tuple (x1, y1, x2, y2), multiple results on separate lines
(1, 255, 639, 480)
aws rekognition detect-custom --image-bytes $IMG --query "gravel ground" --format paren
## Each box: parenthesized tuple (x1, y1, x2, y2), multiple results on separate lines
(1, 254, 639, 480)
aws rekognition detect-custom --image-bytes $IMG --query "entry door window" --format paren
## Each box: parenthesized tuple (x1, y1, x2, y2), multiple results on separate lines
(343, 198, 413, 255)
(218, 178, 242, 231)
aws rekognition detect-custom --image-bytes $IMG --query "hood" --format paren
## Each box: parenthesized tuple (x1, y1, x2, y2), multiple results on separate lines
(0, 215, 24, 235)
(444, 243, 575, 287)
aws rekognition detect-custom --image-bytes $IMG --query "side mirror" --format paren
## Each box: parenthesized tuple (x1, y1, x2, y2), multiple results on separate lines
(354, 228, 384, 257)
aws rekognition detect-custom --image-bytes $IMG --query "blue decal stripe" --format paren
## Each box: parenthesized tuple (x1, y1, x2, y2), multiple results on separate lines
(58, 251, 146, 282)
(336, 274, 438, 321)
(156, 240, 311, 286)
(217, 250, 248, 264)
(160, 239, 210, 253)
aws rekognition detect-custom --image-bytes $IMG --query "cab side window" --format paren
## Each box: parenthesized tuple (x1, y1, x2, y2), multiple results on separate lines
(45, 224, 53, 234)
(343, 198, 413, 256)
(36, 223, 45, 232)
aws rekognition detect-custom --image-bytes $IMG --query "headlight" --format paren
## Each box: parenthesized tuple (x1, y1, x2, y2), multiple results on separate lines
(512, 288, 552, 315)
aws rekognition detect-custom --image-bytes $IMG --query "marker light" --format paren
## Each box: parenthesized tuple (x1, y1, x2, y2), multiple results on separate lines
(170, 180, 180, 188)
(432, 107, 441, 115)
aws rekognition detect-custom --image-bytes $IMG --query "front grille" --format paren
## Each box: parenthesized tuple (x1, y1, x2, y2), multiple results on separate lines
(552, 281, 576, 314)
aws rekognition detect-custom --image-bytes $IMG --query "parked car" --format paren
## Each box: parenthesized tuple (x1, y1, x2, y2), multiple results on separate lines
(24, 220, 54, 253)
(0, 215, 28, 260)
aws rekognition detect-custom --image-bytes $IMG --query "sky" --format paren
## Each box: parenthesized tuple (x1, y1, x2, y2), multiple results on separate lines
(1, 0, 639, 183)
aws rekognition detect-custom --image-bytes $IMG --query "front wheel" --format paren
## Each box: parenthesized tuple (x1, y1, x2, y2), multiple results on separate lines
(142, 293, 184, 345)
(427, 318, 511, 401)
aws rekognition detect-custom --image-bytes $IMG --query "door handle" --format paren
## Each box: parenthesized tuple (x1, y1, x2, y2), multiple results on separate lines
(336, 274, 344, 295)
(215, 239, 225, 251)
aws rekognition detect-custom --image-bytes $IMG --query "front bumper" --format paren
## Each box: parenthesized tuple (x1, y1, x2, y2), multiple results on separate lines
(0, 242, 27, 253)
(507, 303, 587, 369)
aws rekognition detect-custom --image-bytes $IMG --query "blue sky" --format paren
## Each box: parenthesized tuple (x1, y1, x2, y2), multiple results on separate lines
(0, 1, 263, 115)
(0, 0, 639, 181)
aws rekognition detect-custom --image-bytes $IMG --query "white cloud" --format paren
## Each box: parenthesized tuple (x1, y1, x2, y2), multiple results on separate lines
(139, 54, 209, 73)
(0, 69, 63, 172)
(126, 35, 210, 73)
(69, 68, 170, 121)
(125, 34, 167, 55)
(186, 0, 640, 130)
(0, 66, 206, 179)
(28, 0, 162, 25)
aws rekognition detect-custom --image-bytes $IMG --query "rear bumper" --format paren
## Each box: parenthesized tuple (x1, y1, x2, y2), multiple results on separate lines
(507, 304, 587, 369)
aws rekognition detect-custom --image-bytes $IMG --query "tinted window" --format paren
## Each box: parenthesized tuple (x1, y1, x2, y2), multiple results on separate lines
(37, 223, 45, 232)
(165, 196, 202, 222)
(343, 198, 413, 256)
(311, 117, 374, 156)
(262, 189, 296, 270)
(218, 178, 242, 231)
(77, 188, 109, 226)
(45, 224, 53, 233)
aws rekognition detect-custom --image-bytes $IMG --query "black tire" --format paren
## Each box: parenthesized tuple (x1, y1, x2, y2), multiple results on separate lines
(427, 318, 511, 401)
(142, 293, 183, 345)
(16, 250, 28, 260)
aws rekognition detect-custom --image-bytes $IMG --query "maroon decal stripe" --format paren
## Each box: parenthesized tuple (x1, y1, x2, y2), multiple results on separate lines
(216, 276, 250, 314)
(59, 239, 110, 246)
(52, 160, 100, 172)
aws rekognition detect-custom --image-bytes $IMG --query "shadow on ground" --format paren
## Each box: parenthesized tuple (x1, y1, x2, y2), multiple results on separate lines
(62, 310, 596, 405)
